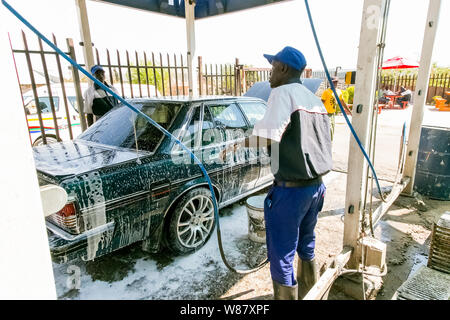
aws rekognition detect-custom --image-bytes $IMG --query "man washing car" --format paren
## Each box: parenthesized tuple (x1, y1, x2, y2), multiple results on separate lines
(222, 46, 332, 300)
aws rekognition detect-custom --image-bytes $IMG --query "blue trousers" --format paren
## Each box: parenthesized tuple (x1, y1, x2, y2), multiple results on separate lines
(264, 183, 326, 286)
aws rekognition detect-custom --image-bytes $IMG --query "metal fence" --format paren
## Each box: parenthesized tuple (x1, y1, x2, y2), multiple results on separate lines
(84, 46, 191, 99)
(93, 50, 190, 98)
(199, 57, 238, 96)
(10, 32, 272, 146)
(380, 74, 450, 103)
(310, 69, 353, 95)
(198, 57, 272, 96)
(14, 31, 447, 147)
(311, 69, 349, 81)
(10, 31, 82, 144)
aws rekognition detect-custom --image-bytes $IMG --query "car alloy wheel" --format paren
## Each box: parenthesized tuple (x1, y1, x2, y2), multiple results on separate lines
(167, 188, 216, 254)
(177, 194, 214, 248)
(33, 136, 59, 146)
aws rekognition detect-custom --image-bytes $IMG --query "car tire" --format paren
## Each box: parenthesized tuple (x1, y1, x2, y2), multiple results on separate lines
(33, 135, 59, 146)
(166, 188, 216, 255)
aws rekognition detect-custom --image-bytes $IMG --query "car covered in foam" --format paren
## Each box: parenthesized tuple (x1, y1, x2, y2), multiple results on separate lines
(35, 96, 273, 262)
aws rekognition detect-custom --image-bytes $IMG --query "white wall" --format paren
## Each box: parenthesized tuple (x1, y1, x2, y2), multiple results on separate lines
(0, 4, 56, 299)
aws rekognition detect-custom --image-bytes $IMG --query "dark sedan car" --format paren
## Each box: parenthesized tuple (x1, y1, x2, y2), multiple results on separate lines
(35, 96, 273, 263)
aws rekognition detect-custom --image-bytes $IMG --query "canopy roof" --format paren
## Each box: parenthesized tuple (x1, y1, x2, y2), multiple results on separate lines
(94, 0, 292, 19)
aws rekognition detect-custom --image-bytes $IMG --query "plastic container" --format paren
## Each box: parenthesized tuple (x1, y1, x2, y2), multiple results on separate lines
(245, 195, 267, 243)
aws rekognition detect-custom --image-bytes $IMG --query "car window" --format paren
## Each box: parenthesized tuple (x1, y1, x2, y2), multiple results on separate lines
(68, 96, 79, 113)
(208, 104, 247, 142)
(24, 96, 60, 115)
(202, 107, 224, 147)
(181, 107, 201, 150)
(239, 102, 267, 127)
(78, 102, 182, 153)
(131, 104, 182, 152)
(209, 103, 247, 128)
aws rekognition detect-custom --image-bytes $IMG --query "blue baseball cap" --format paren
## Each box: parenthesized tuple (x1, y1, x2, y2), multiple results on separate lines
(263, 46, 307, 71)
(91, 65, 104, 75)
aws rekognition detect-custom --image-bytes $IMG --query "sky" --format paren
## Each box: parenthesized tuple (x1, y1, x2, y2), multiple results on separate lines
(2, 0, 449, 74)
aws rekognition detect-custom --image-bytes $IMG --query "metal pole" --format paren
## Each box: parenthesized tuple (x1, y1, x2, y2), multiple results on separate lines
(198, 55, 203, 95)
(234, 58, 240, 96)
(67, 38, 87, 132)
(38, 37, 61, 141)
(75, 0, 95, 79)
(185, 0, 198, 97)
(22, 30, 47, 144)
(402, 0, 442, 195)
(0, 7, 56, 299)
(53, 34, 74, 140)
(343, 0, 386, 269)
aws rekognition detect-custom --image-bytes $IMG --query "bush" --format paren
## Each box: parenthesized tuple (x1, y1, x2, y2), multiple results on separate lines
(346, 86, 355, 104)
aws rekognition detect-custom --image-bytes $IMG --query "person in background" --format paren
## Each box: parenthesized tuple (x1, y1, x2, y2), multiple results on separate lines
(396, 86, 412, 107)
(321, 77, 348, 141)
(378, 85, 394, 104)
(83, 65, 119, 126)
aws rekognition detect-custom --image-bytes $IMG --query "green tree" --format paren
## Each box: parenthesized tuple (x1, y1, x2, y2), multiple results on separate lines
(431, 62, 450, 75)
(345, 86, 354, 104)
(128, 60, 167, 94)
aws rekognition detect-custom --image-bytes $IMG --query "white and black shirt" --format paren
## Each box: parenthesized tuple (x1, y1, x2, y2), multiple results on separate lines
(253, 80, 333, 182)
(83, 82, 119, 116)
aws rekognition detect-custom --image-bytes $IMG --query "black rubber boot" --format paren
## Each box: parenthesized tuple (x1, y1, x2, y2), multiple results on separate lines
(272, 280, 298, 300)
(297, 258, 319, 299)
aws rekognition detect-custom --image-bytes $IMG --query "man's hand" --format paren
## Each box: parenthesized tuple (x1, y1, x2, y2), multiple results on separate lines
(219, 142, 239, 162)
(218, 136, 272, 162)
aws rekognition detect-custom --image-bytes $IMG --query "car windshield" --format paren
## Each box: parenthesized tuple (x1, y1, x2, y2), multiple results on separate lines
(78, 102, 183, 153)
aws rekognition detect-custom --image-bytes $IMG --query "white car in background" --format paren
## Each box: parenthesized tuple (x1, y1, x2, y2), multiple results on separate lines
(23, 84, 86, 146)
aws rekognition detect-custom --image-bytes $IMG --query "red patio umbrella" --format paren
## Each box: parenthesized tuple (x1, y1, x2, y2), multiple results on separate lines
(382, 56, 420, 70)
(382, 56, 419, 91)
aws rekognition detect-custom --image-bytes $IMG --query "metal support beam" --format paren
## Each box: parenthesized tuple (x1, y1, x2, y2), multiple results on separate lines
(67, 38, 88, 131)
(185, 0, 198, 97)
(343, 0, 386, 269)
(0, 6, 56, 299)
(303, 247, 353, 300)
(402, 0, 442, 195)
(75, 0, 95, 78)
(371, 177, 410, 227)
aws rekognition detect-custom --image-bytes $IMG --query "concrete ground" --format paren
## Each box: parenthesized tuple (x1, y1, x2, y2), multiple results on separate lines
(53, 105, 450, 300)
